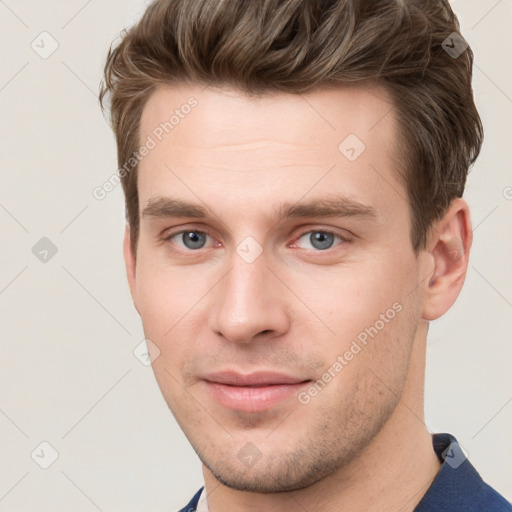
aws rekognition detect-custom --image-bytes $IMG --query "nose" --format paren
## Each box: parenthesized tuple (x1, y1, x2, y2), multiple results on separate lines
(209, 250, 290, 344)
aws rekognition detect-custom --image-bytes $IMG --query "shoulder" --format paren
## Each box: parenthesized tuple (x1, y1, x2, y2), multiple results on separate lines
(414, 433, 511, 512)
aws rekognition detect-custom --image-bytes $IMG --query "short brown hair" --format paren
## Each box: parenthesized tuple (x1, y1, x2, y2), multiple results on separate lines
(99, 0, 483, 256)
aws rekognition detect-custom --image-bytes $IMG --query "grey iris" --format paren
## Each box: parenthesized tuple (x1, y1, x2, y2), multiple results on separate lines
(310, 231, 335, 250)
(182, 231, 206, 249)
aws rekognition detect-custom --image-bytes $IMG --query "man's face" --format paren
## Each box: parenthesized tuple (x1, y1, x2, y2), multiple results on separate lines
(129, 83, 429, 492)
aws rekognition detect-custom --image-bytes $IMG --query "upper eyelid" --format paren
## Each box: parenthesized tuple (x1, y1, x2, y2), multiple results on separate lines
(297, 230, 348, 241)
(160, 215, 357, 236)
(164, 227, 211, 240)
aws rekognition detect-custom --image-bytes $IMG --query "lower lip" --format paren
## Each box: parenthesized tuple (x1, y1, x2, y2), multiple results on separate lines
(204, 381, 311, 412)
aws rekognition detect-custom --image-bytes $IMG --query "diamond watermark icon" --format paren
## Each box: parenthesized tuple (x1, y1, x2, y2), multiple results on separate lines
(442, 441, 468, 469)
(338, 134, 366, 161)
(442, 32, 468, 59)
(133, 338, 161, 366)
(31, 441, 59, 469)
(237, 442, 262, 468)
(32, 237, 58, 263)
(31, 31, 59, 59)
(236, 236, 263, 264)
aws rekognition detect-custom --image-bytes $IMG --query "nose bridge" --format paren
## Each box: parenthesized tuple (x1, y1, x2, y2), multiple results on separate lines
(211, 245, 288, 343)
(229, 251, 268, 307)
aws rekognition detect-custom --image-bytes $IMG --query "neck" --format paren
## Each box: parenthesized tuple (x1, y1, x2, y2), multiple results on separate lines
(202, 320, 441, 512)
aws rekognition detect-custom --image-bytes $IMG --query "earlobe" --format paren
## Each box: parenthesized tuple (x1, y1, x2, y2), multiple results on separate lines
(422, 199, 472, 321)
(123, 224, 139, 312)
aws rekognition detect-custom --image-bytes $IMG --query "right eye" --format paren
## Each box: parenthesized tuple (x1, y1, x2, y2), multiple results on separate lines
(165, 230, 213, 251)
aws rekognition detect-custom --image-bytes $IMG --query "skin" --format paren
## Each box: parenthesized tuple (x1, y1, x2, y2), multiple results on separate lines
(123, 83, 472, 511)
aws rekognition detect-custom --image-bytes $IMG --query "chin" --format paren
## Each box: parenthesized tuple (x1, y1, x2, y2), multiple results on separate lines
(206, 459, 331, 494)
(197, 434, 358, 494)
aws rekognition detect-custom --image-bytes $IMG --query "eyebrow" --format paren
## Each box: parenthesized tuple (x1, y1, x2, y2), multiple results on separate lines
(141, 196, 378, 223)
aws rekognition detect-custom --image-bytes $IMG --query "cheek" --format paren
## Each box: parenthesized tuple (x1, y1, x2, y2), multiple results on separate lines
(133, 270, 192, 393)
(292, 256, 415, 345)
(310, 287, 420, 418)
(300, 253, 420, 398)
(135, 255, 205, 338)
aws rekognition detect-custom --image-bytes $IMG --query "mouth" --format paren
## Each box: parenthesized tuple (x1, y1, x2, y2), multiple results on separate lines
(201, 371, 312, 412)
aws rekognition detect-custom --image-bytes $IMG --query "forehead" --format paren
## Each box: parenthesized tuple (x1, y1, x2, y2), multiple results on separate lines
(140, 82, 396, 153)
(137, 82, 405, 225)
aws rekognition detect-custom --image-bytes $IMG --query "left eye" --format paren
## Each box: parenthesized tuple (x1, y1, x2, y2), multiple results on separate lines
(295, 230, 344, 251)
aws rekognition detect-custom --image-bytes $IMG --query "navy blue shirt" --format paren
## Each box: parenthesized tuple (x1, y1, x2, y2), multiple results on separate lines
(179, 433, 511, 511)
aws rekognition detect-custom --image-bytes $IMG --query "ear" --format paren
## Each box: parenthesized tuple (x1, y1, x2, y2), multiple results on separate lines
(123, 223, 139, 313)
(421, 198, 473, 321)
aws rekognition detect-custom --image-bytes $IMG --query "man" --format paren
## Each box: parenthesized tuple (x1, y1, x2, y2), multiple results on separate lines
(99, 0, 511, 510)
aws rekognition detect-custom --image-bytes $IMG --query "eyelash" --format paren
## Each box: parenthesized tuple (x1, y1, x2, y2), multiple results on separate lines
(163, 227, 351, 253)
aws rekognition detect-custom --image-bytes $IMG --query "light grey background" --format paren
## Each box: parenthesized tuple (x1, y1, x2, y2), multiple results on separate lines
(1, 1, 511, 510)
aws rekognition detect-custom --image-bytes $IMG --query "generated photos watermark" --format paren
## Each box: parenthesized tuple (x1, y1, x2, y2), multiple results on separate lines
(298, 301, 403, 405)
(93, 96, 198, 200)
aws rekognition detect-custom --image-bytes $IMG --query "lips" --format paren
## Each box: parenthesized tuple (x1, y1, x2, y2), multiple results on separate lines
(201, 371, 311, 412)
(205, 371, 308, 387)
